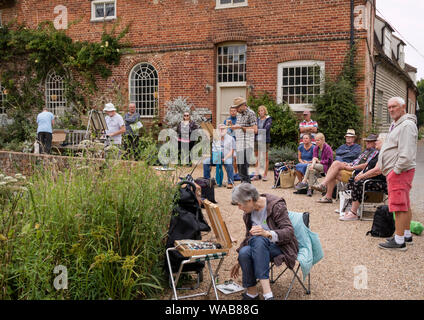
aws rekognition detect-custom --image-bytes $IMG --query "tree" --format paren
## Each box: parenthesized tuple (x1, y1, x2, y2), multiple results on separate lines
(417, 79, 424, 128)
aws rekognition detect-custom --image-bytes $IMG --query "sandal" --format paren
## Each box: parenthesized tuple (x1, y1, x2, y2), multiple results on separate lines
(339, 210, 358, 221)
(317, 197, 332, 203)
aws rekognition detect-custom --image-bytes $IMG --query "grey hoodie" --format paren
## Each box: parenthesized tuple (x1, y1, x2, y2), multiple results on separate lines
(377, 113, 418, 176)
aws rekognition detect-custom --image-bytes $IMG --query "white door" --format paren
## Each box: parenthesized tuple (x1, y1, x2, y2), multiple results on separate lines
(217, 85, 247, 125)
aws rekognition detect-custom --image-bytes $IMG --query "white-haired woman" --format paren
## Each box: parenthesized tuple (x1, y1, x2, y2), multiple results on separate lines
(340, 134, 387, 221)
(230, 183, 298, 300)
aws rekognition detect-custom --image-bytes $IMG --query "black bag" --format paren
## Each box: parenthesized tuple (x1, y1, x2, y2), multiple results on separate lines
(366, 205, 395, 237)
(194, 177, 217, 203)
(165, 181, 211, 273)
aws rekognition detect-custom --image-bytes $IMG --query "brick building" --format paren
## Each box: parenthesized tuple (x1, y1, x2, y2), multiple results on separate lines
(1, 0, 379, 129)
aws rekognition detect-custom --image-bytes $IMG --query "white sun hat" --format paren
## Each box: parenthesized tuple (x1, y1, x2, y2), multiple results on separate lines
(103, 103, 116, 112)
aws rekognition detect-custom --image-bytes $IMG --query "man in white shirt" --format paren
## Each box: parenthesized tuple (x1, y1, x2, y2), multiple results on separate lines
(103, 103, 125, 145)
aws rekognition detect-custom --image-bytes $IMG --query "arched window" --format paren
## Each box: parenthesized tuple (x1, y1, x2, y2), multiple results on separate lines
(0, 83, 6, 115)
(129, 63, 159, 117)
(45, 71, 67, 116)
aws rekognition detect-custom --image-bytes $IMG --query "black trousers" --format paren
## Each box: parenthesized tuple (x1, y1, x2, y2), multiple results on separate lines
(237, 148, 254, 183)
(38, 132, 52, 154)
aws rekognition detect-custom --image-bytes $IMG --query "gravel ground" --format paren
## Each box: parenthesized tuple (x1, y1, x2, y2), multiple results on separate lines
(163, 141, 424, 300)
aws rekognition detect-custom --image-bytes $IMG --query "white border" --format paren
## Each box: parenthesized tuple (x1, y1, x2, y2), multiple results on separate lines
(91, 0, 117, 22)
(215, 0, 248, 10)
(276, 60, 325, 112)
(128, 62, 159, 119)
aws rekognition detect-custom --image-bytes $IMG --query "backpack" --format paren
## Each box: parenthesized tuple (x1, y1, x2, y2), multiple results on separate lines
(194, 177, 217, 203)
(366, 205, 395, 237)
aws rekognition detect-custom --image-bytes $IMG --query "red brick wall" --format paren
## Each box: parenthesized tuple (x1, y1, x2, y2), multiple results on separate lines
(2, 0, 373, 126)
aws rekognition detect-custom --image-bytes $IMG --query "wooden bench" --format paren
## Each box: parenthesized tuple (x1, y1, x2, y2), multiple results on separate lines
(52, 129, 88, 154)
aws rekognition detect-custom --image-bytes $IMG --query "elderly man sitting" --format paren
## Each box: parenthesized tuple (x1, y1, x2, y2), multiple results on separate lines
(312, 133, 379, 203)
(230, 183, 298, 300)
(203, 124, 236, 189)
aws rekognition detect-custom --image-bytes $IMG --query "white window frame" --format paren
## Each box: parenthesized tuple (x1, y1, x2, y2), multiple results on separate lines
(91, 0, 117, 22)
(277, 60, 325, 112)
(215, 0, 248, 10)
(129, 63, 159, 119)
(45, 71, 67, 116)
(217, 42, 247, 84)
(384, 29, 392, 57)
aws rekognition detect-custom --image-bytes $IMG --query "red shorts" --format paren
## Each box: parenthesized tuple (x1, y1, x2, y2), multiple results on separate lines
(387, 169, 415, 212)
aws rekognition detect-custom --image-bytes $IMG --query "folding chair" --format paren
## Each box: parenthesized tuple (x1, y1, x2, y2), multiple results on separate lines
(269, 211, 322, 300)
(358, 179, 388, 221)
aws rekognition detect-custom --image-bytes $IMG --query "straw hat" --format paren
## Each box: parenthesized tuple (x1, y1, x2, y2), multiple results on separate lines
(345, 129, 356, 137)
(233, 97, 246, 108)
(103, 103, 116, 112)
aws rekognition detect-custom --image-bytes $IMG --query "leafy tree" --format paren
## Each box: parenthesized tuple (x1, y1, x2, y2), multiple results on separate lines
(313, 46, 362, 149)
(417, 78, 424, 128)
(248, 92, 299, 150)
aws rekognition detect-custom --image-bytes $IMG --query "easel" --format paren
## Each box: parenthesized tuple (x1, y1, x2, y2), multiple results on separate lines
(86, 109, 108, 141)
(166, 200, 232, 300)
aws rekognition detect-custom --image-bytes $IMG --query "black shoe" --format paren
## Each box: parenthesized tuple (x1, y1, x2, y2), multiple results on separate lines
(386, 236, 413, 245)
(307, 188, 313, 197)
(241, 292, 260, 300)
(378, 238, 407, 251)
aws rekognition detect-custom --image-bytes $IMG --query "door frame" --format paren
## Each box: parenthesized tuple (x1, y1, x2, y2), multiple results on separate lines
(216, 82, 247, 127)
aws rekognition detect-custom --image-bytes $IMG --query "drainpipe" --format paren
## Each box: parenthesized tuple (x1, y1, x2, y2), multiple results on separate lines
(371, 60, 381, 124)
(350, 0, 355, 67)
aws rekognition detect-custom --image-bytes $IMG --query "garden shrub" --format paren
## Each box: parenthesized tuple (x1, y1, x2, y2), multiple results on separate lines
(268, 146, 298, 170)
(0, 162, 177, 300)
(313, 46, 362, 149)
(248, 92, 299, 150)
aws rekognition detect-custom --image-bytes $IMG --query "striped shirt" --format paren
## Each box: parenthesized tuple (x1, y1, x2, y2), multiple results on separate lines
(235, 107, 257, 148)
(299, 119, 318, 138)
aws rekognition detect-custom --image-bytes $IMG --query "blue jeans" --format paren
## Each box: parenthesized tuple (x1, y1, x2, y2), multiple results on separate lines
(238, 236, 283, 288)
(203, 162, 234, 185)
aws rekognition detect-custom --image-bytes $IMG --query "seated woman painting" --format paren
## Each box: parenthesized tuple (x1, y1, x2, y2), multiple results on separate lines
(339, 134, 387, 221)
(294, 133, 315, 186)
(230, 183, 298, 300)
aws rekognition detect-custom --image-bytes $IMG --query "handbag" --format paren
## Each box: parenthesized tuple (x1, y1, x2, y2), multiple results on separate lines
(212, 151, 222, 164)
(279, 168, 296, 188)
(339, 190, 352, 216)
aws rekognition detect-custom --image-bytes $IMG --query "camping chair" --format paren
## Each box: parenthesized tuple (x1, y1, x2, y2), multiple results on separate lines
(269, 211, 323, 300)
(358, 179, 388, 221)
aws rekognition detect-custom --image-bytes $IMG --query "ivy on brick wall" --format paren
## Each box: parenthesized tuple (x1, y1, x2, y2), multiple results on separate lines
(0, 20, 131, 151)
(313, 45, 363, 149)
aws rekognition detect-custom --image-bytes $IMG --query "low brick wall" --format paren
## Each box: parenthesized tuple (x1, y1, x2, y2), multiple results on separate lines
(0, 151, 141, 176)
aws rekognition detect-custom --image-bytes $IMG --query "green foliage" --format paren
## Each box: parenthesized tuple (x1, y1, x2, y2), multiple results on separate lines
(248, 92, 299, 150)
(0, 20, 131, 151)
(0, 162, 177, 300)
(313, 46, 362, 149)
(417, 78, 424, 128)
(268, 146, 298, 170)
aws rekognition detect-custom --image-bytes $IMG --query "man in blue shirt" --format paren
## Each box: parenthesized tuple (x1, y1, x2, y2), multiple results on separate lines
(335, 129, 361, 163)
(36, 107, 55, 154)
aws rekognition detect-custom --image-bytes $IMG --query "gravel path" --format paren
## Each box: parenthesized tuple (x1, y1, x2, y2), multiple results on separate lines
(164, 141, 424, 300)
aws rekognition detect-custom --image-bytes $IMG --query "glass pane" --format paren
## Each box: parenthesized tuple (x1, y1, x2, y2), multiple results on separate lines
(95, 4, 105, 18)
(295, 77, 301, 85)
(295, 67, 301, 76)
(220, 0, 232, 4)
(289, 77, 294, 85)
(289, 68, 294, 76)
(283, 78, 288, 86)
(302, 75, 307, 85)
(234, 0, 246, 3)
(105, 3, 115, 17)
(283, 68, 288, 77)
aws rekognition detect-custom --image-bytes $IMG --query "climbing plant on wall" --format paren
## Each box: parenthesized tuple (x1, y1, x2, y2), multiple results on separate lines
(0, 20, 131, 151)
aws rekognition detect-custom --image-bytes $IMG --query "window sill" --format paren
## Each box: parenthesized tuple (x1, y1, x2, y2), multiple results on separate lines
(90, 17, 117, 23)
(215, 3, 248, 10)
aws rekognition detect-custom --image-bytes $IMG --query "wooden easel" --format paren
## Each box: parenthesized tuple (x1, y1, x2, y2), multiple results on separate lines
(166, 200, 232, 300)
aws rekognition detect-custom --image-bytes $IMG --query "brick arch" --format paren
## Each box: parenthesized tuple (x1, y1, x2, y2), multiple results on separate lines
(125, 56, 166, 80)
(276, 51, 327, 63)
(211, 31, 249, 45)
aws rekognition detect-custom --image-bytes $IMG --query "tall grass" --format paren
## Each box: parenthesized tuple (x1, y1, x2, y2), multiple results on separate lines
(0, 160, 177, 299)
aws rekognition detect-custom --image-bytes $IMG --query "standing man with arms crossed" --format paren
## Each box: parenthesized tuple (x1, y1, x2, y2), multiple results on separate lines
(378, 97, 418, 251)
(230, 97, 258, 183)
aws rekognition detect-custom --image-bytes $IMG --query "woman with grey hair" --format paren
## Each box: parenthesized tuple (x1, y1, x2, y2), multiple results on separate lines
(230, 183, 298, 300)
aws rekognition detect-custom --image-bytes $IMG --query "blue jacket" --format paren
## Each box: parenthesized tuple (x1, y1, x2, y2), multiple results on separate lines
(335, 143, 361, 163)
(256, 116, 272, 143)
